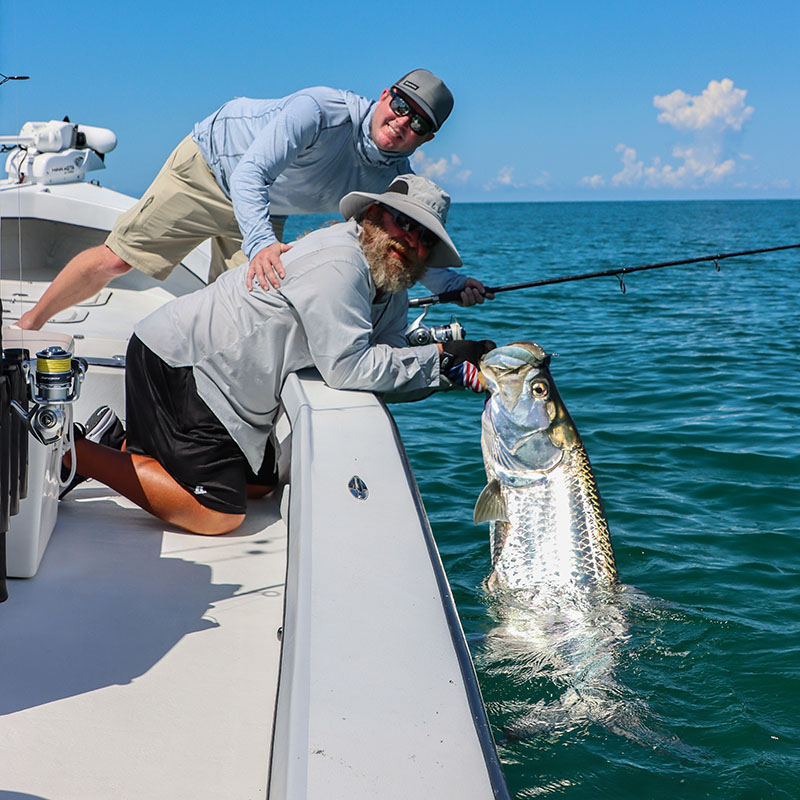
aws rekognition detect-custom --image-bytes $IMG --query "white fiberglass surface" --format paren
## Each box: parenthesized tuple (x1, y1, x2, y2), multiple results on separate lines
(0, 485, 287, 799)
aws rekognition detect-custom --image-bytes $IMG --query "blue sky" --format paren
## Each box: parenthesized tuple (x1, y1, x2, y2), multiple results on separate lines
(1, 0, 797, 203)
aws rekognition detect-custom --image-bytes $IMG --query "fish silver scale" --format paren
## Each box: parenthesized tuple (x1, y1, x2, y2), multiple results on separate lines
(490, 445, 617, 592)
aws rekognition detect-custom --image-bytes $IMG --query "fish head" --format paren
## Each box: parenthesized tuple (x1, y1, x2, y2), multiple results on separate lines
(479, 342, 581, 480)
(476, 342, 617, 592)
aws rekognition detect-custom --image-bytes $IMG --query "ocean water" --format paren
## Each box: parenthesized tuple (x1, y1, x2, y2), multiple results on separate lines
(391, 201, 800, 800)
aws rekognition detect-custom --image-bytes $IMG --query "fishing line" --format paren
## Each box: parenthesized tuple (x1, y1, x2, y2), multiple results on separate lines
(409, 242, 800, 307)
(0, 71, 30, 314)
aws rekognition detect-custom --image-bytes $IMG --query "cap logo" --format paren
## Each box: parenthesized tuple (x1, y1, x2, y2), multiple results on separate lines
(401, 80, 420, 91)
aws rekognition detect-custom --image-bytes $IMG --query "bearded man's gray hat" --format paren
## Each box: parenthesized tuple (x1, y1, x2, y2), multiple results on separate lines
(340, 174, 462, 268)
(392, 69, 454, 131)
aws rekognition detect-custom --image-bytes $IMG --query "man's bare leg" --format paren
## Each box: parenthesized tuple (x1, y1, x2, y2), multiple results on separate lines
(17, 245, 133, 330)
(65, 440, 245, 535)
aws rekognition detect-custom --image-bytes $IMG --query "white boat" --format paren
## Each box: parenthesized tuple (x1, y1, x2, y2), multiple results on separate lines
(0, 119, 510, 798)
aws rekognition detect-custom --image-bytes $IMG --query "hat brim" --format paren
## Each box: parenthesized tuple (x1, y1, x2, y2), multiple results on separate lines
(339, 191, 462, 268)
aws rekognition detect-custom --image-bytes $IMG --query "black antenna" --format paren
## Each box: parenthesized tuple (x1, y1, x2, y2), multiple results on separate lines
(0, 73, 30, 87)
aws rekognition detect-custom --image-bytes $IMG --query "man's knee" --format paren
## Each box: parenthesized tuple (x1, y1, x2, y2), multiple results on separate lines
(191, 511, 245, 536)
(98, 245, 132, 277)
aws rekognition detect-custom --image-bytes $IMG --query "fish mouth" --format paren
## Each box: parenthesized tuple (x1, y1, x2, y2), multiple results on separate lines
(479, 342, 551, 407)
(480, 342, 549, 372)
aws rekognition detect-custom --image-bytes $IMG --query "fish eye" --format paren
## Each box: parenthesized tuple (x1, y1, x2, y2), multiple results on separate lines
(530, 379, 549, 399)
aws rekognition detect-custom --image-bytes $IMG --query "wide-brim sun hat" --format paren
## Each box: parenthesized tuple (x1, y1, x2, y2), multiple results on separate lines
(340, 174, 462, 268)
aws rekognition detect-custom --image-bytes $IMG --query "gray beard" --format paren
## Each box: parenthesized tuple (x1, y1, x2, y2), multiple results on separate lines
(360, 220, 427, 294)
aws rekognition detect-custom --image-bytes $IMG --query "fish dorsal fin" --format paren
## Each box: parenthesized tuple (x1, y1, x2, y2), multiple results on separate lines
(473, 480, 509, 524)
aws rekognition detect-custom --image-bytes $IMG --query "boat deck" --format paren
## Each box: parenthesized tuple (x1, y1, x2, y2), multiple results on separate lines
(0, 233, 508, 797)
(0, 483, 287, 799)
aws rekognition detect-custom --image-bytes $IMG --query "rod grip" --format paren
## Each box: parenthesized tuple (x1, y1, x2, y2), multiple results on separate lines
(5, 350, 30, 505)
(0, 532, 7, 603)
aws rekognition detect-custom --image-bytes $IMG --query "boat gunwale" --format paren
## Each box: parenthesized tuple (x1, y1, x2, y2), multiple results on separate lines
(382, 398, 511, 800)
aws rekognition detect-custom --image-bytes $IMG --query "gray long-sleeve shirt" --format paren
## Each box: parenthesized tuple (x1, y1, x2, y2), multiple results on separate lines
(191, 88, 465, 296)
(134, 221, 441, 471)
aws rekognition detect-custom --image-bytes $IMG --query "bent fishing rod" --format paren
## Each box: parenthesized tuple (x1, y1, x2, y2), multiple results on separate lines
(409, 242, 800, 308)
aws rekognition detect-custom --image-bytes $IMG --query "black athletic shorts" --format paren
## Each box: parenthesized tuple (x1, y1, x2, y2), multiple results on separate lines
(125, 334, 277, 515)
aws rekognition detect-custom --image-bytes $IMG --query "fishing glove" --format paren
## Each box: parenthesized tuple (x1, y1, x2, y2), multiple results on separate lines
(440, 339, 496, 392)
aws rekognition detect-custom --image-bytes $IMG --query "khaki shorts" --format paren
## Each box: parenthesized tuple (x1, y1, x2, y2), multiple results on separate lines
(106, 135, 284, 282)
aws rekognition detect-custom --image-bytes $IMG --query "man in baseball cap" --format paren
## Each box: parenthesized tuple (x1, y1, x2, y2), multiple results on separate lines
(19, 69, 489, 331)
(63, 175, 494, 535)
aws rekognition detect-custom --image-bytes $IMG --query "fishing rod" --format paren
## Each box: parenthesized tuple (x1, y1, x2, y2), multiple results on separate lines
(409, 242, 800, 308)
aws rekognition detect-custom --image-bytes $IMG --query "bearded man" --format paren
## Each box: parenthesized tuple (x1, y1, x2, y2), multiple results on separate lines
(64, 175, 495, 535)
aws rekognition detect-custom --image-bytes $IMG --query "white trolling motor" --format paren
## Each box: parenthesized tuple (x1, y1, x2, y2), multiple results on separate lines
(0, 119, 117, 185)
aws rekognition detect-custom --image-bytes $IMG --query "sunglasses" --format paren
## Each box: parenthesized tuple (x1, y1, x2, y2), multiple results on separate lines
(388, 90, 434, 136)
(379, 204, 439, 249)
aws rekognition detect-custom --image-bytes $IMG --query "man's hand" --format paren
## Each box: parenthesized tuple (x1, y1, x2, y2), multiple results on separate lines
(457, 277, 496, 307)
(439, 339, 497, 392)
(246, 242, 293, 291)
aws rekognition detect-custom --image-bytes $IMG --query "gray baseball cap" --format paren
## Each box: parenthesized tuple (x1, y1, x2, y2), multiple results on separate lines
(392, 69, 454, 131)
(340, 173, 462, 268)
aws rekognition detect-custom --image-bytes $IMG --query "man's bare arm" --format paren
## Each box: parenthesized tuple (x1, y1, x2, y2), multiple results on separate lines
(17, 245, 132, 330)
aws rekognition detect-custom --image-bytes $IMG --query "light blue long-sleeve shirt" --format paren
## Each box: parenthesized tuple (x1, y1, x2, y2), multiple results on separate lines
(191, 87, 465, 296)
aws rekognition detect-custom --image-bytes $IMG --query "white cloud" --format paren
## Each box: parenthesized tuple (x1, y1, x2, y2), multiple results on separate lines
(483, 166, 550, 191)
(496, 166, 517, 186)
(669, 144, 735, 183)
(411, 150, 449, 179)
(747, 178, 792, 191)
(653, 78, 754, 132)
(581, 174, 606, 189)
(610, 144, 644, 186)
(583, 78, 756, 191)
(531, 170, 552, 188)
(410, 151, 470, 183)
(610, 142, 737, 188)
(484, 165, 523, 191)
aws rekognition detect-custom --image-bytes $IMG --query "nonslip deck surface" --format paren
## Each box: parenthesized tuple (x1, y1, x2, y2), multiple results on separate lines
(0, 485, 287, 800)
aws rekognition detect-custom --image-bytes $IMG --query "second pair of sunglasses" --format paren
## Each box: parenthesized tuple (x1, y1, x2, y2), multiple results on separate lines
(379, 205, 439, 249)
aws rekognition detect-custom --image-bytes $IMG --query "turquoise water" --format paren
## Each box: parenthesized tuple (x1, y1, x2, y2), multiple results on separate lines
(393, 201, 800, 800)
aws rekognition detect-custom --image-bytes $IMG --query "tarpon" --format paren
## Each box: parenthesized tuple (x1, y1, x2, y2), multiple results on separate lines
(472, 349, 682, 748)
(475, 341, 617, 594)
